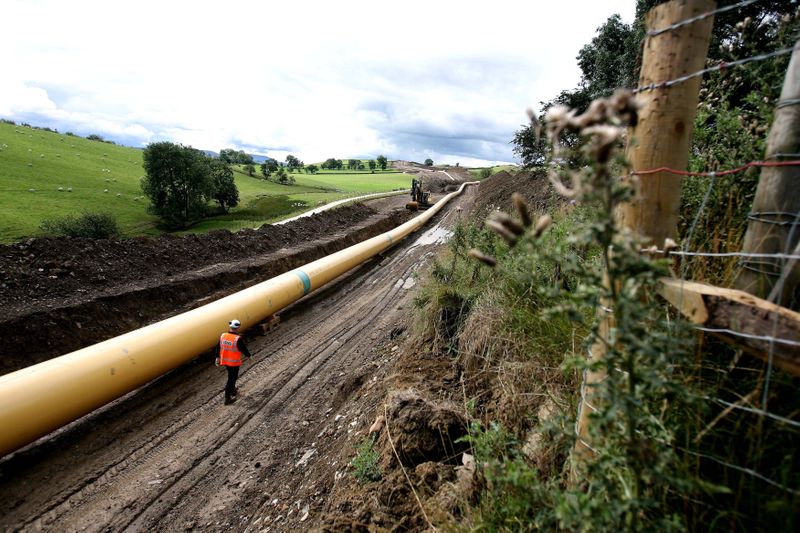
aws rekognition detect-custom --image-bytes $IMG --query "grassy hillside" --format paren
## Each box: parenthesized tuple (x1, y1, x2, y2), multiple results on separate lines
(0, 122, 152, 241)
(469, 164, 518, 179)
(0, 122, 411, 242)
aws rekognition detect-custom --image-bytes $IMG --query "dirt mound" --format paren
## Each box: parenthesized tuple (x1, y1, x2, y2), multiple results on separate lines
(473, 168, 556, 219)
(384, 390, 468, 467)
(0, 204, 380, 321)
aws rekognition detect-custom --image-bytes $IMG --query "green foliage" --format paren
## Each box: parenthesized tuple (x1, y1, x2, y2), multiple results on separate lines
(209, 159, 239, 212)
(219, 148, 254, 165)
(285, 154, 303, 171)
(40, 211, 120, 239)
(680, 7, 798, 285)
(350, 437, 381, 484)
(376, 155, 388, 170)
(368, 159, 377, 171)
(424, 158, 433, 166)
(260, 157, 279, 179)
(479, 168, 491, 179)
(306, 164, 319, 174)
(86, 133, 115, 145)
(243, 163, 256, 177)
(462, 422, 562, 532)
(141, 142, 216, 229)
(321, 157, 344, 170)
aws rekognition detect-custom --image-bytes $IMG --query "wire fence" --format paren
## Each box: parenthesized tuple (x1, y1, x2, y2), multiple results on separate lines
(573, 0, 800, 518)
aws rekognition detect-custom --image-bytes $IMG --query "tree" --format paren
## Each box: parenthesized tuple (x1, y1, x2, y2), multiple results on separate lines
(376, 155, 388, 170)
(286, 154, 303, 171)
(511, 14, 636, 169)
(141, 142, 215, 228)
(261, 157, 279, 179)
(368, 160, 377, 172)
(348, 159, 360, 170)
(424, 158, 434, 166)
(512, 122, 549, 167)
(209, 159, 239, 212)
(306, 164, 319, 174)
(243, 163, 256, 176)
(219, 148, 253, 165)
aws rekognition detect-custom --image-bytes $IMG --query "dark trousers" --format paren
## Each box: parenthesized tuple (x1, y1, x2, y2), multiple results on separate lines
(225, 365, 240, 396)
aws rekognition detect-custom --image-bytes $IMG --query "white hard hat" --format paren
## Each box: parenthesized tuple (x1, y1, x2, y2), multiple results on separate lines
(229, 319, 241, 329)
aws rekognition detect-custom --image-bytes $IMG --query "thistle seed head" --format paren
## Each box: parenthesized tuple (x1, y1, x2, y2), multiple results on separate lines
(489, 211, 525, 236)
(512, 192, 532, 227)
(486, 219, 519, 246)
(468, 248, 497, 267)
(534, 214, 552, 238)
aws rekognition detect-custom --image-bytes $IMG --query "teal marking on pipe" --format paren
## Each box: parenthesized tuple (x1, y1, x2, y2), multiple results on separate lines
(385, 233, 393, 244)
(292, 269, 312, 295)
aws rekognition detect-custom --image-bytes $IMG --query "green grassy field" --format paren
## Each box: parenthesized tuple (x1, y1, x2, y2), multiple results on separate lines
(469, 164, 519, 180)
(0, 122, 412, 242)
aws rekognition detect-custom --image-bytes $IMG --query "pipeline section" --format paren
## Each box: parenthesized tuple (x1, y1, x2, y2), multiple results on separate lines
(0, 181, 478, 457)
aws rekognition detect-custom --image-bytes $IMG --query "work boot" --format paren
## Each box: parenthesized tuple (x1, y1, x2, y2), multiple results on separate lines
(224, 394, 235, 405)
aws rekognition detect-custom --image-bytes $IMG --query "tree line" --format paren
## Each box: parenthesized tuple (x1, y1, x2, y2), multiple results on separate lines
(140, 143, 395, 228)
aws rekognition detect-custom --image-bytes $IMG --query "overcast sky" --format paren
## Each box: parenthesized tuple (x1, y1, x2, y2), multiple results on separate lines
(1, 0, 635, 166)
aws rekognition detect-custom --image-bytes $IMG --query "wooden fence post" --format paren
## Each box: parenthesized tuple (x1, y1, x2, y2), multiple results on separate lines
(573, 0, 715, 469)
(735, 41, 800, 308)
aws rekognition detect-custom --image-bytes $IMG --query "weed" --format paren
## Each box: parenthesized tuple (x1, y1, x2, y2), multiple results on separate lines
(350, 437, 381, 484)
(40, 211, 120, 239)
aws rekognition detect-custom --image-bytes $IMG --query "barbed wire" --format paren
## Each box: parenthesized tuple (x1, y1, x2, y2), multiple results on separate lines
(696, 326, 800, 348)
(632, 46, 794, 94)
(678, 446, 800, 495)
(747, 211, 800, 227)
(645, 249, 800, 260)
(630, 159, 800, 177)
(646, 0, 759, 38)
(703, 396, 800, 429)
(776, 98, 800, 109)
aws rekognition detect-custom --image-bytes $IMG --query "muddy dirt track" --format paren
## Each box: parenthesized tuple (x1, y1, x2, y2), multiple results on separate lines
(0, 186, 478, 532)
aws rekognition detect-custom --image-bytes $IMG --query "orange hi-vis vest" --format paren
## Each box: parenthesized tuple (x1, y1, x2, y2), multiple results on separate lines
(219, 333, 243, 366)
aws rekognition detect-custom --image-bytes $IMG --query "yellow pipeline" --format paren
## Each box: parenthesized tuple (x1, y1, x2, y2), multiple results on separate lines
(0, 182, 477, 457)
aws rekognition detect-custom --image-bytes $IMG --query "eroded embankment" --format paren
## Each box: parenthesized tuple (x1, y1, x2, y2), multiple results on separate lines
(0, 204, 412, 375)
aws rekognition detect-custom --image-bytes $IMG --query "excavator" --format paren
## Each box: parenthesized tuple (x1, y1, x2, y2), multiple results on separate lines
(405, 177, 433, 211)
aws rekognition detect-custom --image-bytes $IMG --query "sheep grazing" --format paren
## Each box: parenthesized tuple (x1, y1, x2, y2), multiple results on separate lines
(116, 193, 121, 197)
(103, 189, 108, 193)
(28, 188, 35, 192)
(58, 187, 64, 192)
(67, 187, 73, 192)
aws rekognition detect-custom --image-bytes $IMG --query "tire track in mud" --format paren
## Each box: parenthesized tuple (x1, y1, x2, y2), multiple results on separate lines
(8, 256, 413, 531)
(0, 189, 474, 532)
(120, 218, 442, 527)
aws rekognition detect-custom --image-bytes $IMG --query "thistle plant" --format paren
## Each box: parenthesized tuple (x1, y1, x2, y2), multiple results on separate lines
(471, 90, 704, 530)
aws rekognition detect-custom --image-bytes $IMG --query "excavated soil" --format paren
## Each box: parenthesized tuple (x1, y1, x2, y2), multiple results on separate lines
(472, 168, 556, 219)
(0, 200, 414, 375)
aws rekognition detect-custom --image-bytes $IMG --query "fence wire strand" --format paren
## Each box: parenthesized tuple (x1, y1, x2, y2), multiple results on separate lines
(646, 0, 760, 38)
(633, 47, 794, 94)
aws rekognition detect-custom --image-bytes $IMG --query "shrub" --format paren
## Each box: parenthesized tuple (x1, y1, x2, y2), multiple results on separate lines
(350, 437, 381, 483)
(40, 211, 120, 239)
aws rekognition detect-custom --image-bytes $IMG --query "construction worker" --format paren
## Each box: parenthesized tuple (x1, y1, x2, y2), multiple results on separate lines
(215, 319, 252, 405)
